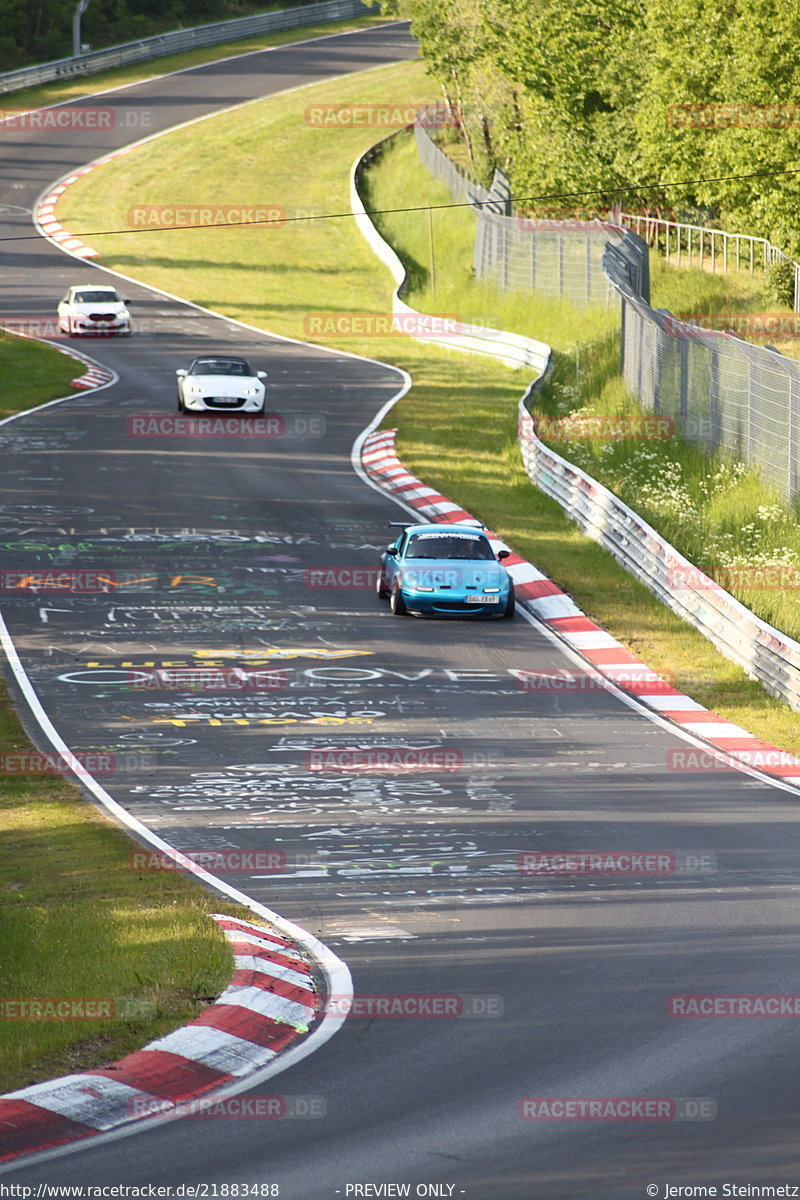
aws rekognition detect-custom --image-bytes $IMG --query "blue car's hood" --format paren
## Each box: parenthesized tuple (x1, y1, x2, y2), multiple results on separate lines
(399, 558, 507, 590)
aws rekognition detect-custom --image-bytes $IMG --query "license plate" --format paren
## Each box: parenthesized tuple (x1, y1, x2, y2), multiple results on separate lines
(214, 397, 240, 405)
(466, 594, 499, 604)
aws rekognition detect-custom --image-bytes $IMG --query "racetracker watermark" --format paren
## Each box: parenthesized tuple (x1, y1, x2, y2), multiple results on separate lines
(518, 1097, 716, 1121)
(127, 849, 286, 873)
(128, 1095, 326, 1119)
(306, 101, 459, 128)
(516, 668, 677, 694)
(305, 568, 378, 589)
(305, 748, 488, 772)
(669, 995, 800, 1017)
(2, 569, 117, 593)
(536, 415, 675, 440)
(302, 312, 498, 339)
(126, 414, 324, 438)
(0, 997, 115, 1020)
(517, 852, 716, 875)
(0, 751, 154, 776)
(127, 204, 286, 229)
(516, 206, 679, 232)
(0, 106, 152, 132)
(324, 994, 503, 1017)
(667, 564, 800, 591)
(665, 313, 800, 339)
(666, 748, 800, 772)
(667, 102, 800, 129)
(127, 667, 287, 691)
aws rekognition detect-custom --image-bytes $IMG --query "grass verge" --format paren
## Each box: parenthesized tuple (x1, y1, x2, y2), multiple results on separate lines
(51, 62, 800, 751)
(0, 682, 252, 1092)
(0, 334, 84, 421)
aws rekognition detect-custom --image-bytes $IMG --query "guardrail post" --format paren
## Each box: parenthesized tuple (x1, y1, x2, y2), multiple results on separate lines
(709, 346, 720, 453)
(791, 373, 799, 502)
(585, 236, 591, 305)
(679, 334, 689, 428)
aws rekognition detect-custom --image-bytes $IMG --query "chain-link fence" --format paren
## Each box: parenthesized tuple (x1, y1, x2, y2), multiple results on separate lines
(414, 114, 800, 503)
(414, 115, 623, 309)
(605, 238, 800, 502)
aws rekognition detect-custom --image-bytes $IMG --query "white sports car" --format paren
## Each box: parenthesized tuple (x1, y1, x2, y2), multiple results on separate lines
(176, 356, 267, 414)
(57, 284, 131, 336)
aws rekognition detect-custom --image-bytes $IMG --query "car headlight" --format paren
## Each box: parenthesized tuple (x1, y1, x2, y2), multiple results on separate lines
(244, 387, 259, 396)
(186, 384, 204, 393)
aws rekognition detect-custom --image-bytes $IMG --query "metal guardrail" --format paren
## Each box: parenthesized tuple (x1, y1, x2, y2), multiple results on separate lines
(517, 401, 800, 711)
(0, 0, 370, 95)
(618, 212, 800, 313)
(354, 129, 800, 711)
(355, 129, 800, 711)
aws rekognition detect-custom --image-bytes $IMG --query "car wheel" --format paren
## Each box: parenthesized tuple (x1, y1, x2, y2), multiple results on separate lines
(177, 394, 185, 413)
(377, 570, 390, 600)
(502, 590, 515, 619)
(390, 584, 406, 616)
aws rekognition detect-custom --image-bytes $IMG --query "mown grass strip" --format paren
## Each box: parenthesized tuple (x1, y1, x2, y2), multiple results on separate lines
(52, 62, 800, 755)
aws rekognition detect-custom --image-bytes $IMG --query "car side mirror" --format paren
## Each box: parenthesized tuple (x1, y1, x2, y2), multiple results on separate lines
(176, 369, 187, 377)
(386, 544, 398, 556)
(256, 371, 267, 379)
(497, 550, 510, 560)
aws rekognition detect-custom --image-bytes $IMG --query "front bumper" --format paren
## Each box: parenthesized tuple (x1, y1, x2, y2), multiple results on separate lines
(72, 316, 130, 335)
(402, 590, 507, 616)
(181, 395, 265, 413)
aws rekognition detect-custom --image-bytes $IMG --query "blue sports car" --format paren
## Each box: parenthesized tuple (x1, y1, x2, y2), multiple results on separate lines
(377, 521, 515, 618)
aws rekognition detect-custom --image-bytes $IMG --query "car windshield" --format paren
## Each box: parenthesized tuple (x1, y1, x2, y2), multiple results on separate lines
(405, 533, 496, 560)
(190, 359, 251, 376)
(74, 291, 119, 303)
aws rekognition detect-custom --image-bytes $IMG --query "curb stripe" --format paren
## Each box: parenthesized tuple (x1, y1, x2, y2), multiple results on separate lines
(0, 914, 320, 1162)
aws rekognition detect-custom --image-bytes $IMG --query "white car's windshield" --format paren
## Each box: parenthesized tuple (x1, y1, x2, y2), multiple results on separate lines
(74, 291, 119, 303)
(190, 359, 251, 376)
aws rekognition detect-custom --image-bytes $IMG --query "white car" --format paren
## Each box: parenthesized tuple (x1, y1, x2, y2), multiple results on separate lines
(57, 285, 131, 336)
(176, 356, 267, 415)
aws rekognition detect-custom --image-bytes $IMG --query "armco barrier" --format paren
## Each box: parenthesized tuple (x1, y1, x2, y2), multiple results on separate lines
(351, 137, 552, 374)
(0, 0, 370, 95)
(518, 403, 800, 711)
(354, 132, 800, 714)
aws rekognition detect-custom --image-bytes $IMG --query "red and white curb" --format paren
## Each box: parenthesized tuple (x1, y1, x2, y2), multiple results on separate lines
(35, 163, 115, 258)
(0, 914, 320, 1163)
(361, 427, 800, 786)
(68, 358, 116, 389)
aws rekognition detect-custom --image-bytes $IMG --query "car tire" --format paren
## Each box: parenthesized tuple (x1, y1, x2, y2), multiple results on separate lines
(390, 584, 406, 616)
(502, 590, 515, 619)
(377, 571, 390, 600)
(177, 394, 185, 413)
